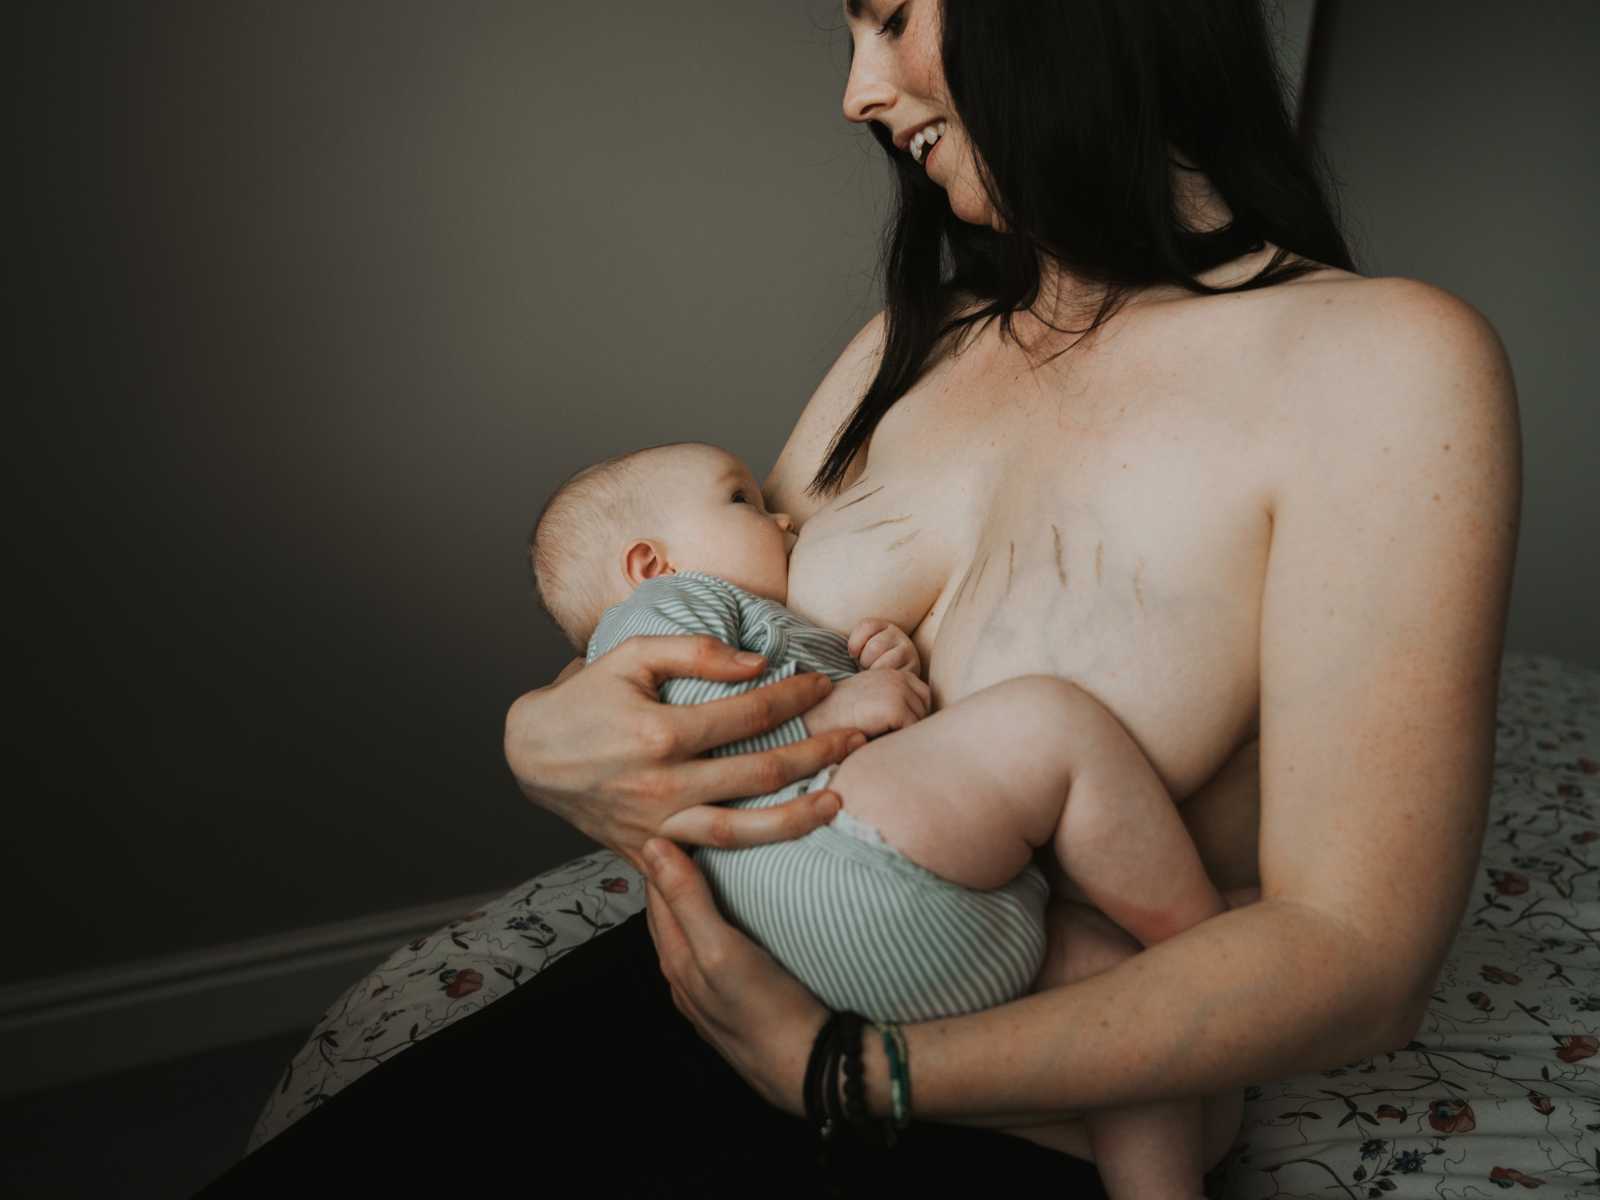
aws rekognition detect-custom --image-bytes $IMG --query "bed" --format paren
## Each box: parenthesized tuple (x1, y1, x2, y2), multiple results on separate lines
(248, 651, 1600, 1197)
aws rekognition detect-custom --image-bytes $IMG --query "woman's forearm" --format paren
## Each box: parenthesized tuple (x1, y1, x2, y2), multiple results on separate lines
(866, 898, 1414, 1124)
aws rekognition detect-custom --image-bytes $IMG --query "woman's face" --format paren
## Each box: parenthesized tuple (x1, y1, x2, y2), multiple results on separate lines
(842, 1, 998, 230)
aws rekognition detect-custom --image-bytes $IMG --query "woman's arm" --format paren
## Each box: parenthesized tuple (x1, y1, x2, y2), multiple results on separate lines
(642, 279, 1521, 1122)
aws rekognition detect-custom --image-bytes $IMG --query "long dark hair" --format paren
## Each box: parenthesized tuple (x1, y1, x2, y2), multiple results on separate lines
(810, 0, 1356, 498)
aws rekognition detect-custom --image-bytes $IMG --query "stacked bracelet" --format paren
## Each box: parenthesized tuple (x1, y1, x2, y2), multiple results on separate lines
(803, 1009, 913, 1160)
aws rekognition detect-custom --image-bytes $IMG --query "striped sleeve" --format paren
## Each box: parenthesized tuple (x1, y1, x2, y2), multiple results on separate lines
(586, 574, 811, 757)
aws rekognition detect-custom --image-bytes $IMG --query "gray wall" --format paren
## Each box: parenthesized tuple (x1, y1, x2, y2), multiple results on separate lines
(1310, 1, 1599, 667)
(7, 1, 1592, 986)
(10, 1, 882, 982)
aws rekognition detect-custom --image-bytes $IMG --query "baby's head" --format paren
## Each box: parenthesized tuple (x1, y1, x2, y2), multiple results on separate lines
(530, 441, 797, 652)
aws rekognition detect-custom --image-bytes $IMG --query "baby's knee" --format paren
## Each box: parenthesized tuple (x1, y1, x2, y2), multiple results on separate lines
(977, 675, 1097, 756)
(972, 678, 1100, 780)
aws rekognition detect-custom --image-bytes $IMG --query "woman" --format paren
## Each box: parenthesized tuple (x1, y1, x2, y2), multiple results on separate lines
(213, 0, 1519, 1194)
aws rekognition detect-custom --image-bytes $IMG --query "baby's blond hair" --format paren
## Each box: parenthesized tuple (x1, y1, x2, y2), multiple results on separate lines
(529, 442, 700, 652)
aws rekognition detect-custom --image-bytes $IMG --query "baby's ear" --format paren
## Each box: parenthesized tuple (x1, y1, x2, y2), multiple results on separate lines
(623, 538, 672, 587)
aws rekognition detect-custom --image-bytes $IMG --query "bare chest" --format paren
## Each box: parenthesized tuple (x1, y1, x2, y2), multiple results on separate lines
(785, 316, 1274, 798)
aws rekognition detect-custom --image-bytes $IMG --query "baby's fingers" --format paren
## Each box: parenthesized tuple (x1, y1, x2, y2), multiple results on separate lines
(859, 629, 909, 670)
(847, 619, 892, 660)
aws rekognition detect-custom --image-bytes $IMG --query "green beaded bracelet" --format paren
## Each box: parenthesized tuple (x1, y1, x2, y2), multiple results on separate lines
(876, 1021, 912, 1132)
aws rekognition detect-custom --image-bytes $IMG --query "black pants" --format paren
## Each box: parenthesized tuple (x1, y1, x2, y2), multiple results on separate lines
(199, 912, 1108, 1197)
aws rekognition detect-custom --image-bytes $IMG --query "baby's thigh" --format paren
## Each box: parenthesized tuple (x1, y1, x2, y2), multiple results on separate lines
(829, 675, 1079, 891)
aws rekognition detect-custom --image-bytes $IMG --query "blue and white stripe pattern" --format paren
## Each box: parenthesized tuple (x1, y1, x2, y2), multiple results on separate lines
(587, 571, 857, 758)
(587, 570, 1050, 1022)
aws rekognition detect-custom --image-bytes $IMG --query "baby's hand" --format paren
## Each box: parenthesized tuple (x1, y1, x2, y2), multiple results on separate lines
(802, 670, 931, 742)
(847, 618, 921, 676)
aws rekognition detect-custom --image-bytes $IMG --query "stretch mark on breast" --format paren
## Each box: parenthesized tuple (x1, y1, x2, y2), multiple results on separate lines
(1052, 524, 1067, 587)
(948, 560, 977, 615)
(887, 528, 921, 553)
(972, 551, 992, 595)
(856, 514, 913, 534)
(836, 485, 884, 511)
(1095, 541, 1104, 585)
(1006, 541, 1015, 596)
(1133, 558, 1145, 611)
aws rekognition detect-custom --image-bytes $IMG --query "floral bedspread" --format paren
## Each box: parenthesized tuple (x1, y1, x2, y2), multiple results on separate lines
(249, 653, 1600, 1197)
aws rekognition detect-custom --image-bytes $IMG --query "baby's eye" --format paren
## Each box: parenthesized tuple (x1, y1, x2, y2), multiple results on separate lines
(732, 490, 750, 504)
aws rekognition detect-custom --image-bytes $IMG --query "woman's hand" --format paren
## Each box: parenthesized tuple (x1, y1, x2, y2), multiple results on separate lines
(504, 635, 864, 873)
(641, 837, 825, 1115)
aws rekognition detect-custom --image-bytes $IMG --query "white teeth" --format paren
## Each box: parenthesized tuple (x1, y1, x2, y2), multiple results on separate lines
(910, 121, 947, 166)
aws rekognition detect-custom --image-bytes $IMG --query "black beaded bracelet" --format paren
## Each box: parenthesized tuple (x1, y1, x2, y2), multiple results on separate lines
(803, 1012, 843, 1143)
(840, 1011, 869, 1130)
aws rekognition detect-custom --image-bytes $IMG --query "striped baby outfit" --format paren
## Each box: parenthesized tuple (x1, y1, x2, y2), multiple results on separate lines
(586, 571, 1048, 1022)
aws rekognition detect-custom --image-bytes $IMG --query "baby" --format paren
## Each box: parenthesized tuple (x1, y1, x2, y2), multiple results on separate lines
(530, 439, 1234, 1199)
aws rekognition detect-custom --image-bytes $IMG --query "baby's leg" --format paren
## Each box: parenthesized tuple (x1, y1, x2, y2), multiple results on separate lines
(830, 673, 1218, 934)
(828, 675, 1231, 1196)
(1014, 898, 1246, 1199)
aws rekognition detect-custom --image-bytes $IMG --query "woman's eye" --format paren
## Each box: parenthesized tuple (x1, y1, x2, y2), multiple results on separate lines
(877, 4, 906, 37)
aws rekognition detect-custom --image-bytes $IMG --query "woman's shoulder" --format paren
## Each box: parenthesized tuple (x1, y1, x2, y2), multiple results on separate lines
(1254, 271, 1519, 509)
(1251, 266, 1504, 362)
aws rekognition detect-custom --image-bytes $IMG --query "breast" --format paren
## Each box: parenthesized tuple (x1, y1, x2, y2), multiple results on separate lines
(784, 306, 1275, 799)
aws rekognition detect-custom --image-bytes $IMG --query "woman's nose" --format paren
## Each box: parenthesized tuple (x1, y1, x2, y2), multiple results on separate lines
(842, 52, 894, 124)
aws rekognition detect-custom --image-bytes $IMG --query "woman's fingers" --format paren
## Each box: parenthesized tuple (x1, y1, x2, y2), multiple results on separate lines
(674, 670, 837, 758)
(664, 725, 859, 806)
(616, 634, 772, 691)
(658, 787, 841, 849)
(643, 840, 724, 970)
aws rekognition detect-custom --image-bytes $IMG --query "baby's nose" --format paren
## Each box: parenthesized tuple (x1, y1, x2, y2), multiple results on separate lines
(774, 513, 795, 532)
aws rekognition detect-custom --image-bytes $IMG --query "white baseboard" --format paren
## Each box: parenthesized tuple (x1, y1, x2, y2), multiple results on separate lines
(0, 890, 504, 1102)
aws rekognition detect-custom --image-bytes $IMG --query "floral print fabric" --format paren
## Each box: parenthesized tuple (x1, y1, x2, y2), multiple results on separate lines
(249, 653, 1600, 1198)
(1216, 652, 1600, 1198)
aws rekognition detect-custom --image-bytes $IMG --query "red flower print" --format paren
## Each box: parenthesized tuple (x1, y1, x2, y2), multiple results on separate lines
(1490, 870, 1529, 896)
(1578, 756, 1599, 774)
(1555, 1034, 1598, 1064)
(443, 968, 483, 999)
(1488, 1165, 1546, 1187)
(1571, 830, 1599, 844)
(600, 877, 631, 894)
(1480, 965, 1522, 985)
(1374, 1104, 1406, 1121)
(1467, 991, 1494, 1012)
(1526, 1091, 1553, 1115)
(1427, 1098, 1476, 1134)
